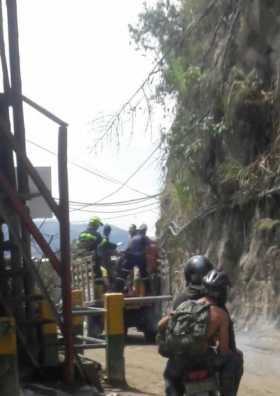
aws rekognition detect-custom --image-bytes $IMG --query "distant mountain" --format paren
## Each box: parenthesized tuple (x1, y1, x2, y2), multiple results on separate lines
(32, 219, 128, 257)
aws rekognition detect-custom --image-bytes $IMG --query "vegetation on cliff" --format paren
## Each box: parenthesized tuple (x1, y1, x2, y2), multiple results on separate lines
(131, 0, 280, 324)
(131, 0, 280, 223)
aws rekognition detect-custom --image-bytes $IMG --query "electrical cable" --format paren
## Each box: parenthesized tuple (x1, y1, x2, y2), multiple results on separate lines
(88, 205, 159, 222)
(77, 141, 162, 209)
(65, 193, 160, 208)
(68, 200, 159, 215)
(27, 138, 156, 197)
(69, 204, 159, 224)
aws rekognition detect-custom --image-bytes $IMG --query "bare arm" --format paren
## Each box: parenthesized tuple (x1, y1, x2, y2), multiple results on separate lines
(218, 312, 230, 353)
(157, 315, 170, 332)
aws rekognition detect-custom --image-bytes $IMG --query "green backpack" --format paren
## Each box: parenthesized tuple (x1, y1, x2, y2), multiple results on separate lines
(157, 300, 210, 358)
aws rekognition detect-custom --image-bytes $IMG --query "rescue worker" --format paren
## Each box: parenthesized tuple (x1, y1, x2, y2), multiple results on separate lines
(78, 216, 103, 252)
(96, 224, 117, 283)
(128, 224, 137, 239)
(124, 223, 150, 278)
(78, 216, 103, 278)
(114, 223, 150, 293)
(158, 256, 243, 396)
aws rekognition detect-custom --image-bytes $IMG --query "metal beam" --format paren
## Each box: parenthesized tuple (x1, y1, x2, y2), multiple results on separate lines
(0, 169, 61, 275)
(22, 95, 68, 127)
(0, 127, 60, 218)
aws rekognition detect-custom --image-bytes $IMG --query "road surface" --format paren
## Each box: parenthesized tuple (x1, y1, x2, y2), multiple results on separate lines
(86, 329, 280, 396)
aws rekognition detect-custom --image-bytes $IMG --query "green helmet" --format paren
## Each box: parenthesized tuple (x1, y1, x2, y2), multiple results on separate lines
(89, 216, 103, 227)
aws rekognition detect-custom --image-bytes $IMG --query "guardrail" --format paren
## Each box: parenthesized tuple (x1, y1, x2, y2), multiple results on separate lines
(72, 307, 106, 316)
(84, 294, 172, 307)
(39, 291, 125, 385)
(72, 292, 173, 384)
(124, 295, 172, 304)
(71, 292, 125, 385)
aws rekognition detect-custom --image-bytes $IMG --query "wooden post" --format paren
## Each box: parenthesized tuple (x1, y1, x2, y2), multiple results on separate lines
(58, 125, 74, 384)
(6, 0, 36, 353)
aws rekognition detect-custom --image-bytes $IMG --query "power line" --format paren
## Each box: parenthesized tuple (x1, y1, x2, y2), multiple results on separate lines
(73, 141, 162, 211)
(92, 205, 159, 222)
(65, 193, 160, 208)
(68, 201, 159, 215)
(98, 142, 161, 201)
(27, 139, 121, 185)
(26, 139, 154, 197)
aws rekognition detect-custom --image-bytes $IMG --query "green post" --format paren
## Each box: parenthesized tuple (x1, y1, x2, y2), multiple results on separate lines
(0, 317, 20, 396)
(39, 300, 58, 366)
(105, 293, 125, 385)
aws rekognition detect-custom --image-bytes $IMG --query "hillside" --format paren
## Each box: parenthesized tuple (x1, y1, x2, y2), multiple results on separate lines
(132, 0, 280, 327)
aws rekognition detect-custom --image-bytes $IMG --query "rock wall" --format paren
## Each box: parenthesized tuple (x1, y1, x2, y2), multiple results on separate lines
(159, 196, 280, 328)
(157, 1, 280, 328)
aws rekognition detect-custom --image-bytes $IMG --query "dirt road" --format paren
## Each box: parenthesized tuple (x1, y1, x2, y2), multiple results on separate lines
(86, 330, 280, 396)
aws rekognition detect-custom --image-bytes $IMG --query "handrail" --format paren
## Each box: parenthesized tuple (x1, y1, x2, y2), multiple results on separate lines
(72, 307, 106, 316)
(124, 295, 172, 304)
(22, 95, 68, 127)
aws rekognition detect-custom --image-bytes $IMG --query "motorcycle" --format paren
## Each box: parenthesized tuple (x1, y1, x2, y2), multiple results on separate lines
(183, 368, 219, 396)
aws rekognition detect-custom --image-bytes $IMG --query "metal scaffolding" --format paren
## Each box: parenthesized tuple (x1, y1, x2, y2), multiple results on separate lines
(0, 0, 74, 383)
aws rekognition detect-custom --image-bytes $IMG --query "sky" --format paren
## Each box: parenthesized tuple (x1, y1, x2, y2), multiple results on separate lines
(12, 0, 168, 235)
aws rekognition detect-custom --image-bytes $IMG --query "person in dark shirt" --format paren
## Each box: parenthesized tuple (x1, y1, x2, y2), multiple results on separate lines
(124, 223, 150, 278)
(161, 255, 243, 396)
(163, 255, 213, 396)
(128, 223, 137, 239)
(114, 224, 151, 292)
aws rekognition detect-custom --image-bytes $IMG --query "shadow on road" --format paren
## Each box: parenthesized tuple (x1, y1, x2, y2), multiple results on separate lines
(125, 333, 155, 346)
(117, 384, 158, 396)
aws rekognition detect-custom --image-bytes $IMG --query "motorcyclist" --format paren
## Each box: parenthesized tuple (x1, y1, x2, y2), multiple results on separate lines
(158, 255, 243, 396)
(198, 270, 243, 396)
(160, 255, 213, 396)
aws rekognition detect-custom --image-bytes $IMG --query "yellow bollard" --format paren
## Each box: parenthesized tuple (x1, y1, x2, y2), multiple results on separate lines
(0, 317, 20, 396)
(39, 300, 58, 366)
(72, 289, 83, 330)
(105, 293, 125, 385)
(72, 289, 84, 353)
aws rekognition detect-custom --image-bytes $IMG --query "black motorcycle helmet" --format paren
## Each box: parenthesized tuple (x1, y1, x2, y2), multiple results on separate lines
(184, 255, 214, 286)
(203, 269, 231, 305)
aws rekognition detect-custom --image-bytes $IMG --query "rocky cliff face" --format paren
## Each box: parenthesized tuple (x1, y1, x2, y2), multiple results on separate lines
(159, 199, 280, 327)
(151, 1, 280, 327)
